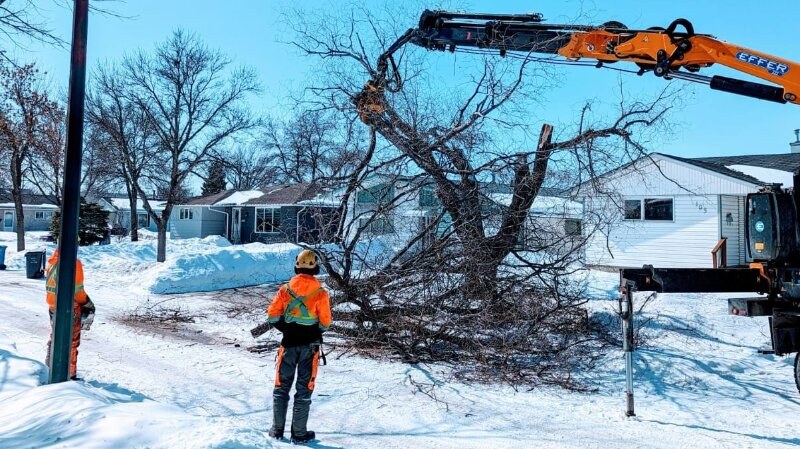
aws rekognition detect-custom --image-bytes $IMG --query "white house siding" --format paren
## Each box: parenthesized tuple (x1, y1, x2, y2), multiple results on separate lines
(585, 195, 720, 268)
(580, 155, 760, 268)
(719, 195, 746, 266)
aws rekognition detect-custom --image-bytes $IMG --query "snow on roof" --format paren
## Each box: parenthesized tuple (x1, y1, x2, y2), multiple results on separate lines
(108, 198, 167, 211)
(488, 193, 583, 217)
(725, 165, 794, 187)
(212, 190, 265, 206)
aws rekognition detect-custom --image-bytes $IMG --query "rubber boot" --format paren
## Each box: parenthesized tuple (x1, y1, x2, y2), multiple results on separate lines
(290, 430, 315, 444)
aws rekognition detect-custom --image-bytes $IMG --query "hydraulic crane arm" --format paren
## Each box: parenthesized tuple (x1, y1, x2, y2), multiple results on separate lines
(356, 10, 800, 120)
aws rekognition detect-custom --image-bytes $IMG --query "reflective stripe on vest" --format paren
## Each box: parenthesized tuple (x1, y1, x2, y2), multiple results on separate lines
(284, 286, 323, 326)
(45, 265, 84, 296)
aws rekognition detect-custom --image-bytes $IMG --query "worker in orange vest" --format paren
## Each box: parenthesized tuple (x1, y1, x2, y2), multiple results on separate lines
(267, 249, 332, 444)
(45, 247, 95, 380)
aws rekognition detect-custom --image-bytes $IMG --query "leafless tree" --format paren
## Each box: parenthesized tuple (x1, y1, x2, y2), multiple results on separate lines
(0, 61, 60, 250)
(21, 101, 112, 205)
(87, 62, 161, 242)
(214, 143, 276, 190)
(24, 101, 64, 204)
(262, 108, 366, 185)
(286, 3, 675, 385)
(120, 30, 258, 261)
(80, 122, 118, 199)
(0, 0, 63, 54)
(0, 0, 124, 62)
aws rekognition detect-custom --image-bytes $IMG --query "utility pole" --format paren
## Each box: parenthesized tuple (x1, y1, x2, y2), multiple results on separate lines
(49, 0, 89, 384)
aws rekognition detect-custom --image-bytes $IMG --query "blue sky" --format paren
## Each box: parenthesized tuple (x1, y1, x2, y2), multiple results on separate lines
(7, 0, 800, 158)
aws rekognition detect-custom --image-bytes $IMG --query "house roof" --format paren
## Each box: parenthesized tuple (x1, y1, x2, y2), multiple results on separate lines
(183, 189, 239, 206)
(0, 189, 58, 208)
(242, 184, 323, 206)
(183, 184, 327, 207)
(665, 154, 765, 185)
(576, 152, 800, 193)
(669, 152, 800, 186)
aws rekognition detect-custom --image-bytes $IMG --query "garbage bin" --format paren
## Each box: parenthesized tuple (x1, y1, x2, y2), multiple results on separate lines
(25, 251, 46, 279)
(0, 245, 6, 270)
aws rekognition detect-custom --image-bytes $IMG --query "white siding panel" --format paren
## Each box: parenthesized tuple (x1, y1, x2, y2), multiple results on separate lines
(585, 195, 720, 268)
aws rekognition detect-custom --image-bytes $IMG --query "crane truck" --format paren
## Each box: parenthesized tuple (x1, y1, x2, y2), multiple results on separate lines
(353, 10, 800, 393)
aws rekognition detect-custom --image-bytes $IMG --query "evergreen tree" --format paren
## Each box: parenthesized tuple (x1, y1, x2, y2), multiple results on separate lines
(50, 198, 110, 246)
(202, 160, 227, 196)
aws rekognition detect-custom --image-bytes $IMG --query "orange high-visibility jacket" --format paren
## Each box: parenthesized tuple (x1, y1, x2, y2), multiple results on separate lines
(45, 250, 88, 311)
(268, 274, 332, 331)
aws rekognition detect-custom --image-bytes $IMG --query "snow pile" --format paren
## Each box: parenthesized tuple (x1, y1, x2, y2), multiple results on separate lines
(0, 336, 46, 401)
(135, 228, 160, 240)
(0, 333, 267, 449)
(149, 242, 298, 294)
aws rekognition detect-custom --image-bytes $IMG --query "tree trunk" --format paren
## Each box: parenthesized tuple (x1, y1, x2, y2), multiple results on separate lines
(125, 178, 139, 242)
(11, 156, 25, 252)
(157, 222, 167, 262)
(155, 207, 171, 262)
(129, 199, 139, 242)
(14, 200, 25, 252)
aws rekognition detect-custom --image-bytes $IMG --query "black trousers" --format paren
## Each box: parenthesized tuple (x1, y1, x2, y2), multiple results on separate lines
(271, 344, 320, 436)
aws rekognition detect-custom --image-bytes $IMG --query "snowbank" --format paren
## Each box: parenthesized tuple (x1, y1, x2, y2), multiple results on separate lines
(149, 242, 298, 294)
(0, 333, 267, 449)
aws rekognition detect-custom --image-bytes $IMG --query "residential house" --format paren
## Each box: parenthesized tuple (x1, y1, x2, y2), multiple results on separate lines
(0, 190, 58, 232)
(170, 184, 339, 244)
(344, 174, 583, 254)
(95, 196, 168, 234)
(576, 151, 800, 268)
(485, 186, 584, 253)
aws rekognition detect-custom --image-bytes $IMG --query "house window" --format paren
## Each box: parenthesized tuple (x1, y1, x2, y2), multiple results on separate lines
(624, 200, 642, 220)
(357, 184, 394, 205)
(179, 208, 194, 220)
(624, 198, 674, 221)
(419, 187, 438, 207)
(255, 207, 281, 233)
(359, 216, 394, 235)
(644, 198, 673, 221)
(564, 219, 582, 236)
(137, 213, 149, 227)
(35, 211, 53, 221)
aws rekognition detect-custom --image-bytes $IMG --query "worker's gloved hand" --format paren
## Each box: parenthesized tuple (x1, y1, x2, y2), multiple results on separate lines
(81, 296, 95, 331)
(83, 296, 96, 314)
(81, 311, 95, 330)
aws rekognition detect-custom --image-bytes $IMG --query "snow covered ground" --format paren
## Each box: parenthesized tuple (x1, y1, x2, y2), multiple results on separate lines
(1, 233, 799, 448)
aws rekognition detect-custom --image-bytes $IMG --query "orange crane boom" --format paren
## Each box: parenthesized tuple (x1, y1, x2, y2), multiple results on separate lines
(356, 11, 800, 121)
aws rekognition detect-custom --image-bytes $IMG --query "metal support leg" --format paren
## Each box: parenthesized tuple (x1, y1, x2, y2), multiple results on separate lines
(620, 280, 636, 417)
